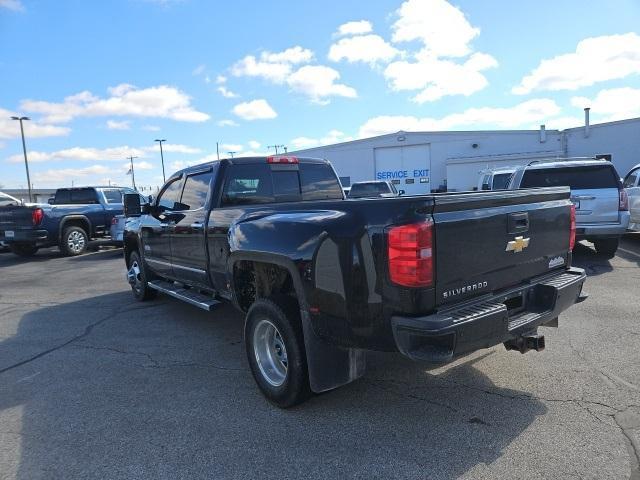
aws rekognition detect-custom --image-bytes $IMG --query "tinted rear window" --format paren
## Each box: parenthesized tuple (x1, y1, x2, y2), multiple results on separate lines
(521, 165, 619, 190)
(492, 173, 513, 190)
(300, 163, 343, 200)
(222, 164, 274, 206)
(349, 182, 390, 197)
(54, 189, 99, 204)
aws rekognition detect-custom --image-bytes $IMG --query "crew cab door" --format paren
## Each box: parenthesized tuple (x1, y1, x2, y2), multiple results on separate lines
(168, 166, 216, 287)
(142, 177, 184, 277)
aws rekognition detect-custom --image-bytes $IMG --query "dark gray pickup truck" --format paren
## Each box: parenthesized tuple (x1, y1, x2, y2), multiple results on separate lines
(122, 156, 587, 407)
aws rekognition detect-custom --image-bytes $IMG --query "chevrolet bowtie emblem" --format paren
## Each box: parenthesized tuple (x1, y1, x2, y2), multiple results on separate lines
(506, 236, 530, 253)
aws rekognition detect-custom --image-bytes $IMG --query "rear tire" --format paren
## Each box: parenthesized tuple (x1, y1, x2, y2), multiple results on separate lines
(128, 251, 157, 301)
(245, 298, 311, 408)
(60, 226, 89, 256)
(10, 243, 39, 257)
(594, 238, 619, 258)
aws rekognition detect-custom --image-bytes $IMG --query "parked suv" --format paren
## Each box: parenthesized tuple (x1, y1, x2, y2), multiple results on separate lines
(506, 159, 629, 257)
(477, 167, 516, 191)
(622, 163, 640, 232)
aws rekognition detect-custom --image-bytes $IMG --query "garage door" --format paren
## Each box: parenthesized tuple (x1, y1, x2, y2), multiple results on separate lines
(374, 144, 431, 195)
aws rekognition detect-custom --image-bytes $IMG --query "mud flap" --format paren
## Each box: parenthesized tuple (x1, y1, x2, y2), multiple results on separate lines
(300, 310, 366, 393)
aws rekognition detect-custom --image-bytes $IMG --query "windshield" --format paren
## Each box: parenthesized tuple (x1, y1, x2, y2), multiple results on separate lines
(521, 165, 620, 189)
(492, 172, 513, 190)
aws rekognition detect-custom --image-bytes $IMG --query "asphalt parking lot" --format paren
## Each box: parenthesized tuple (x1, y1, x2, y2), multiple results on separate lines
(1, 238, 639, 480)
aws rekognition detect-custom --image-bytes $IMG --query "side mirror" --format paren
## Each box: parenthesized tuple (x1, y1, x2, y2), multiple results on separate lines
(123, 193, 142, 217)
(48, 198, 54, 205)
(398, 189, 405, 196)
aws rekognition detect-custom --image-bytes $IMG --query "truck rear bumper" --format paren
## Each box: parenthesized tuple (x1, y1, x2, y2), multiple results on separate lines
(576, 212, 630, 238)
(391, 267, 587, 363)
(0, 228, 49, 243)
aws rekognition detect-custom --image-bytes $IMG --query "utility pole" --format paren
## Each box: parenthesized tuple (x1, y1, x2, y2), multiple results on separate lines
(11, 116, 32, 202)
(216, 142, 220, 160)
(128, 156, 138, 190)
(268, 144, 284, 154)
(283, 146, 288, 153)
(227, 151, 236, 158)
(154, 139, 167, 183)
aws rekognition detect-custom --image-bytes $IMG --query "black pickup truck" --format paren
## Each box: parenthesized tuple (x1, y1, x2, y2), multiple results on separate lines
(122, 156, 587, 407)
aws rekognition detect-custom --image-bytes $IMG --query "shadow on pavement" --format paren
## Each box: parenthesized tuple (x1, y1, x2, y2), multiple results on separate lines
(571, 241, 613, 276)
(0, 292, 546, 479)
(0, 247, 122, 268)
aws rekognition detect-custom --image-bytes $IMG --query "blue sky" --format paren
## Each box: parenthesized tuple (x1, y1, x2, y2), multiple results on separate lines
(1, 0, 640, 189)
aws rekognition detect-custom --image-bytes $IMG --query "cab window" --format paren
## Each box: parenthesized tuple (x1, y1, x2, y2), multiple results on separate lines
(180, 170, 214, 210)
(156, 178, 184, 211)
(222, 164, 274, 206)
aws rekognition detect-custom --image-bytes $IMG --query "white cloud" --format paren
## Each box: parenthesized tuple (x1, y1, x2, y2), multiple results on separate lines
(221, 143, 243, 152)
(287, 65, 357, 104)
(6, 145, 147, 164)
(571, 87, 640, 122)
(0, 0, 24, 11)
(358, 99, 561, 137)
(145, 143, 201, 154)
(261, 46, 314, 65)
(385, 51, 497, 103)
(141, 124, 161, 131)
(381, 0, 497, 103)
(290, 129, 353, 149)
(106, 119, 131, 130)
(248, 140, 261, 150)
(0, 141, 5, 149)
(328, 35, 400, 65)
(231, 46, 355, 103)
(231, 46, 313, 83)
(32, 165, 111, 184)
(21, 84, 210, 123)
(0, 108, 71, 139)
(124, 160, 154, 171)
(192, 64, 206, 76)
(217, 119, 239, 127)
(514, 33, 640, 94)
(232, 99, 277, 121)
(334, 20, 372, 37)
(392, 0, 479, 58)
(216, 75, 227, 84)
(217, 86, 239, 98)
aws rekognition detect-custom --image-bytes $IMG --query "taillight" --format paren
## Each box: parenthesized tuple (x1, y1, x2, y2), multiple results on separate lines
(111, 217, 118, 225)
(32, 208, 44, 226)
(569, 204, 576, 250)
(387, 220, 434, 287)
(267, 156, 298, 164)
(619, 189, 629, 211)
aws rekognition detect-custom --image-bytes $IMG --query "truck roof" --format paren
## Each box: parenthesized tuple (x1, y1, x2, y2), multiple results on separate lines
(523, 159, 611, 170)
(173, 156, 329, 178)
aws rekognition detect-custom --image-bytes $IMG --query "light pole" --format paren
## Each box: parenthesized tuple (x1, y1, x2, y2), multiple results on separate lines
(11, 116, 32, 202)
(268, 144, 284, 155)
(128, 156, 138, 190)
(154, 138, 167, 183)
(227, 151, 236, 158)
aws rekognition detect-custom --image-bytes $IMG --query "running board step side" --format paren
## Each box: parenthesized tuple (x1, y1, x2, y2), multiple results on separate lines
(147, 280, 221, 311)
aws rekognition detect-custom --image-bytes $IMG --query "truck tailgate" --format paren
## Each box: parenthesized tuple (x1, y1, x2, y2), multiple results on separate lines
(432, 187, 572, 307)
(0, 205, 34, 229)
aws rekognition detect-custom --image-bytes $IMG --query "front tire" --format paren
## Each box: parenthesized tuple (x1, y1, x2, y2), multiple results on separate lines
(127, 251, 157, 301)
(594, 238, 619, 258)
(60, 226, 89, 256)
(245, 299, 311, 408)
(10, 242, 39, 257)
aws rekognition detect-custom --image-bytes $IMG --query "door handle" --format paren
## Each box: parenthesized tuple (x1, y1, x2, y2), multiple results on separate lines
(572, 195, 595, 200)
(190, 222, 204, 229)
(508, 212, 529, 234)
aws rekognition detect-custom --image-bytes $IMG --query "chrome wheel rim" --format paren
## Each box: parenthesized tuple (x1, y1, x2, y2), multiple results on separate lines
(253, 319, 288, 387)
(129, 260, 142, 293)
(67, 231, 86, 253)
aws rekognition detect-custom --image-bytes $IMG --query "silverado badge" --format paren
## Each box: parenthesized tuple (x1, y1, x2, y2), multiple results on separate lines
(506, 236, 530, 253)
